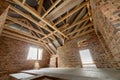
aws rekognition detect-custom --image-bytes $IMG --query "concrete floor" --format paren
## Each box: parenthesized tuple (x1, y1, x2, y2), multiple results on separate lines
(10, 68, 120, 80)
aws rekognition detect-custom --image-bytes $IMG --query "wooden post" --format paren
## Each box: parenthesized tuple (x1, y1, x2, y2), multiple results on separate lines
(0, 7, 9, 35)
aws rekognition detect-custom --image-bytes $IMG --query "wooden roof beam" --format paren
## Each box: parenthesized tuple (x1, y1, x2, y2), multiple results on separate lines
(22, 0, 26, 4)
(85, 0, 93, 22)
(47, 38, 57, 50)
(37, 0, 44, 14)
(2, 33, 42, 46)
(70, 19, 89, 38)
(63, 16, 90, 32)
(46, 0, 84, 21)
(69, 13, 89, 37)
(12, 0, 69, 39)
(72, 7, 87, 25)
(52, 35, 61, 46)
(41, 24, 68, 40)
(44, 44, 56, 54)
(0, 7, 9, 35)
(2, 30, 43, 44)
(9, 5, 52, 33)
(7, 16, 46, 36)
(4, 26, 48, 43)
(71, 29, 94, 39)
(43, 45, 53, 55)
(42, 0, 61, 18)
(67, 23, 93, 36)
(53, 1, 89, 26)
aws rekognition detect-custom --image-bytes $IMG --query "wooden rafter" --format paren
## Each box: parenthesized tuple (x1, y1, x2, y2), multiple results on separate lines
(7, 16, 46, 36)
(52, 35, 61, 46)
(71, 29, 94, 39)
(4, 25, 47, 43)
(86, 0, 92, 22)
(68, 23, 93, 36)
(2, 30, 43, 44)
(53, 1, 89, 26)
(9, 5, 52, 32)
(47, 38, 57, 50)
(44, 43, 55, 54)
(43, 45, 53, 55)
(42, 0, 61, 18)
(70, 20, 89, 38)
(0, 7, 9, 35)
(1, 0, 94, 55)
(2, 33, 42, 46)
(12, 0, 69, 39)
(37, 0, 44, 14)
(41, 24, 68, 40)
(46, 0, 85, 21)
(69, 13, 89, 37)
(63, 16, 91, 32)
(22, 0, 26, 4)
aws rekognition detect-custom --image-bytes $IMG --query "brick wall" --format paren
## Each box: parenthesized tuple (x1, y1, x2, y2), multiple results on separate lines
(57, 37, 82, 68)
(0, 36, 50, 80)
(90, 0, 120, 68)
(57, 32, 111, 68)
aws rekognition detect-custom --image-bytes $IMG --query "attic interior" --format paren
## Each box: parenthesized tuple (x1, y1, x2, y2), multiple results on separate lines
(0, 0, 120, 80)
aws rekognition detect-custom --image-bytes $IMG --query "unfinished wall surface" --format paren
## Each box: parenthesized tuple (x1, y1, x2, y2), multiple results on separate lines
(57, 32, 112, 68)
(57, 39, 82, 68)
(90, 0, 120, 69)
(49, 55, 58, 67)
(0, 36, 50, 80)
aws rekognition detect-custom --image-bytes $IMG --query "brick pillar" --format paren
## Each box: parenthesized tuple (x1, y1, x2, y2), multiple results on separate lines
(57, 39, 82, 68)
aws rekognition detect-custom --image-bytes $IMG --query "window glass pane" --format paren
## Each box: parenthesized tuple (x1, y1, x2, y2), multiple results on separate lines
(79, 49, 93, 63)
(27, 47, 43, 60)
(79, 49, 96, 68)
(27, 47, 37, 60)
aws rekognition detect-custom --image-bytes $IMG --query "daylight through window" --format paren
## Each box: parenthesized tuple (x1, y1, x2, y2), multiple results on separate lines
(79, 49, 96, 68)
(27, 47, 43, 60)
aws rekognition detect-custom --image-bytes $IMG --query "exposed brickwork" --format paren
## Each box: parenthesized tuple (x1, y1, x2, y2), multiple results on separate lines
(0, 36, 50, 80)
(57, 32, 111, 68)
(57, 38, 82, 68)
(91, 0, 120, 68)
(49, 55, 58, 67)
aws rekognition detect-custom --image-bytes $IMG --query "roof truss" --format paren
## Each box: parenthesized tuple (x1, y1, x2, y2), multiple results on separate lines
(0, 0, 94, 54)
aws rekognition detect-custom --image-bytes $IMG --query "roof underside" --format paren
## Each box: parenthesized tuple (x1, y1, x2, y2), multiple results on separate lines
(1, 0, 94, 54)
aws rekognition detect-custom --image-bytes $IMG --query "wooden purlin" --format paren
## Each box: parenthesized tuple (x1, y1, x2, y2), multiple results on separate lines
(4, 26, 46, 44)
(12, 0, 69, 39)
(68, 12, 89, 37)
(41, 24, 69, 40)
(44, 43, 56, 55)
(7, 16, 46, 36)
(42, 0, 61, 18)
(46, 0, 85, 21)
(2, 30, 43, 44)
(6, 16, 49, 43)
(9, 5, 52, 32)
(22, 0, 26, 4)
(53, 1, 89, 26)
(2, 33, 42, 46)
(63, 16, 91, 32)
(71, 19, 89, 38)
(67, 23, 93, 36)
(71, 29, 94, 39)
